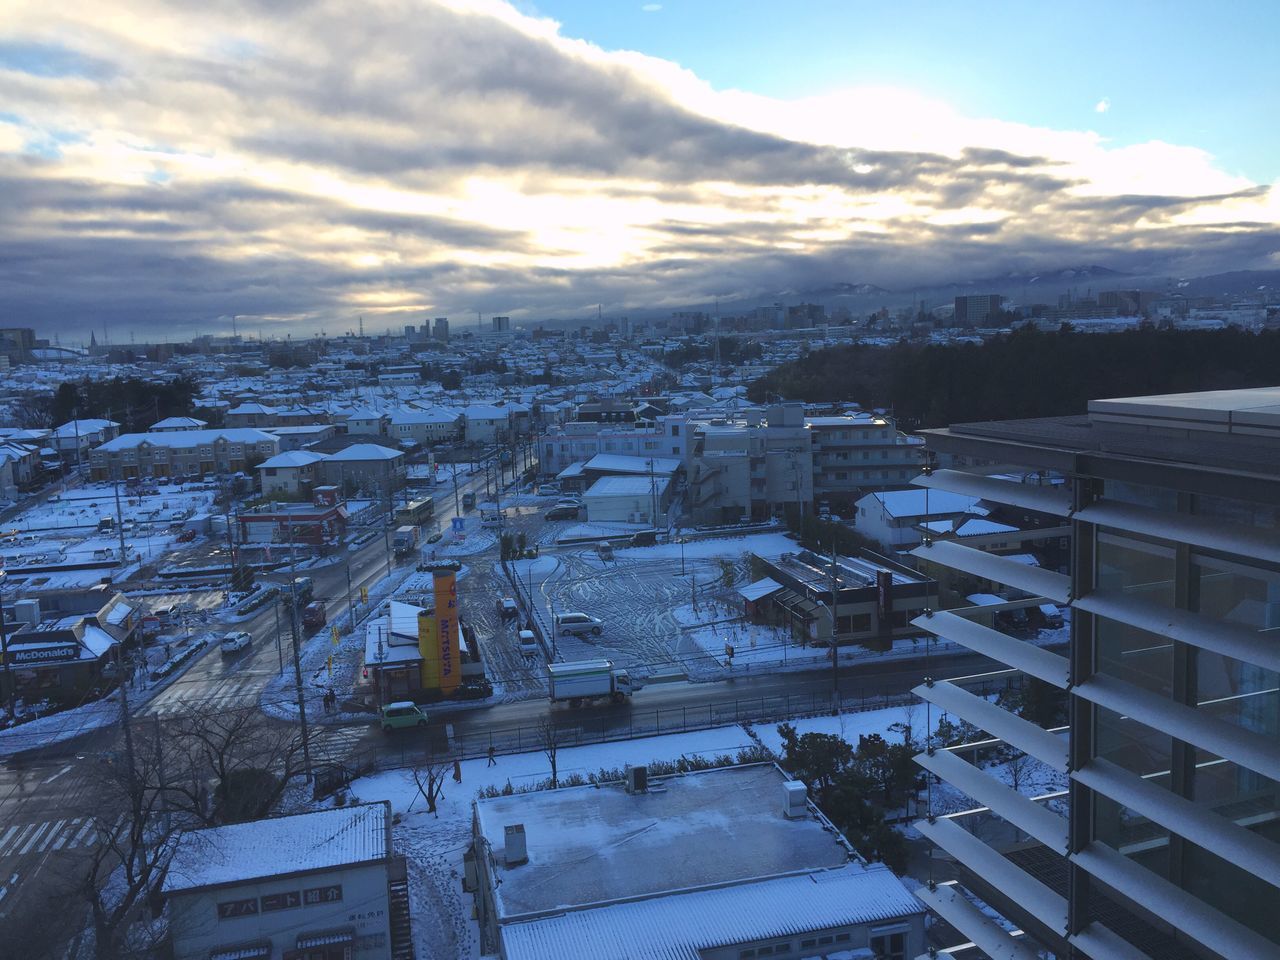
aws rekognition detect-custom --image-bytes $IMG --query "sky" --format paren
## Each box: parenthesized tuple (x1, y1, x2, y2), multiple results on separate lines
(2, 0, 1278, 343)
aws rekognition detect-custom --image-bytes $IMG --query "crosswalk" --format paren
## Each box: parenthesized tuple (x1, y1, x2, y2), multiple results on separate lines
(311, 725, 372, 764)
(144, 677, 265, 718)
(0, 815, 123, 859)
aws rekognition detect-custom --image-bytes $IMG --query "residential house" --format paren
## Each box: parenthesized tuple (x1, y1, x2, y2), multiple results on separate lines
(50, 418, 120, 464)
(320, 443, 406, 496)
(89, 429, 280, 481)
(224, 403, 279, 428)
(257, 450, 326, 497)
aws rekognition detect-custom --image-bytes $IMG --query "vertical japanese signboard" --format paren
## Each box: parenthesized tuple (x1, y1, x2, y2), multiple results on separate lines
(433, 568, 460, 695)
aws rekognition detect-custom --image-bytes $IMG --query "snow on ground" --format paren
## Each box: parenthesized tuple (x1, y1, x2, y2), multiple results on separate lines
(438, 527, 497, 557)
(630, 531, 800, 562)
(12, 482, 218, 532)
(343, 725, 758, 960)
(751, 704, 920, 756)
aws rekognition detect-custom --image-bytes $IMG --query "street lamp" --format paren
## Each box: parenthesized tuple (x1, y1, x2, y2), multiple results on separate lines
(679, 536, 686, 576)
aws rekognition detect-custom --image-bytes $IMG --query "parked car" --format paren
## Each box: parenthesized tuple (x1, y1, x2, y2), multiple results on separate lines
(535, 483, 561, 496)
(555, 612, 604, 637)
(596, 541, 614, 561)
(629, 531, 657, 547)
(380, 701, 428, 732)
(220, 631, 252, 655)
(497, 597, 519, 618)
(480, 510, 506, 528)
(518, 629, 538, 656)
(177, 529, 197, 542)
(544, 504, 579, 521)
(556, 496, 583, 508)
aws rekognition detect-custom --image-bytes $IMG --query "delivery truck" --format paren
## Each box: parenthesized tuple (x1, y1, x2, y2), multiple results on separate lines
(547, 659, 640, 707)
(393, 525, 420, 557)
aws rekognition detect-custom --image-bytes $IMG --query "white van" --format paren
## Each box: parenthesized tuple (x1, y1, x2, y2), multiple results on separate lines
(480, 510, 506, 528)
(555, 612, 603, 637)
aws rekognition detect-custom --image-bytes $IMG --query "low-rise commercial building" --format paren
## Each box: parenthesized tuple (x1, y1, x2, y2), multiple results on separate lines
(744, 549, 938, 650)
(469, 763, 925, 960)
(583, 474, 670, 525)
(163, 803, 410, 960)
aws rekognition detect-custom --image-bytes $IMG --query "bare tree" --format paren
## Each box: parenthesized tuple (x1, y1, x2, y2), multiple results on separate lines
(164, 705, 308, 825)
(410, 755, 450, 816)
(53, 737, 182, 960)
(537, 719, 561, 788)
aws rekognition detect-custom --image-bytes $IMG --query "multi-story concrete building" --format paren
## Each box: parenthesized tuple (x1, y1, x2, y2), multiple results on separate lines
(806, 413, 924, 502)
(953, 293, 1005, 326)
(90, 428, 279, 480)
(433, 317, 449, 341)
(687, 403, 812, 525)
(907, 386, 1280, 959)
(388, 407, 462, 447)
(538, 417, 686, 476)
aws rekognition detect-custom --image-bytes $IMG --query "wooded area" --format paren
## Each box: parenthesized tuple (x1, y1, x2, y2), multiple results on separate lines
(747, 326, 1280, 428)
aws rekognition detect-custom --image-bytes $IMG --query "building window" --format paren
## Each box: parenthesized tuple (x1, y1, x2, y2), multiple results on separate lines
(870, 931, 905, 960)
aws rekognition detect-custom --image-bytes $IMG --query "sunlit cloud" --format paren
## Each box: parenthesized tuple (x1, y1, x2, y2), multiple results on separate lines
(0, 0, 1276, 340)
(1095, 97, 1110, 113)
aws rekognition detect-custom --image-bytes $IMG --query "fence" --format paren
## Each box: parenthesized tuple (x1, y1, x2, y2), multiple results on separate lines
(360, 668, 1024, 772)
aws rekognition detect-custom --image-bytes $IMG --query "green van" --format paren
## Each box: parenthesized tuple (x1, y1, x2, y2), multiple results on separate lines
(380, 701, 428, 732)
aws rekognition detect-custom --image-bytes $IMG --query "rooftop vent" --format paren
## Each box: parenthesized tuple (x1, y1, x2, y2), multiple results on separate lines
(782, 780, 807, 819)
(504, 824, 527, 866)
(625, 764, 648, 795)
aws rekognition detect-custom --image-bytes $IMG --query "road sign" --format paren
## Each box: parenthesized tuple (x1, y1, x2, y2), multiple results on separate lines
(451, 517, 465, 533)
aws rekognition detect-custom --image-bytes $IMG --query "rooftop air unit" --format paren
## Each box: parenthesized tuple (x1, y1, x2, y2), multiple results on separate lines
(504, 824, 528, 866)
(625, 764, 648, 794)
(782, 780, 807, 818)
(12, 599, 40, 628)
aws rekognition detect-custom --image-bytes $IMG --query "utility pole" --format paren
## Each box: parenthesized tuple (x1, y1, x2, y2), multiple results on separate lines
(286, 526, 313, 783)
(154, 714, 171, 833)
(113, 476, 128, 562)
(273, 595, 284, 675)
(829, 540, 840, 716)
(345, 562, 355, 632)
(451, 462, 461, 517)
(0, 571, 13, 721)
(119, 676, 137, 786)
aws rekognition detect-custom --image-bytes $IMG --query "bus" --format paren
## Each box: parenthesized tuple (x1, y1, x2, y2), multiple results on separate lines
(395, 496, 434, 526)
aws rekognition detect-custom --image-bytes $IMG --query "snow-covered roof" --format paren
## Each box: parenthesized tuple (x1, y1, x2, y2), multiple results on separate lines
(80, 625, 117, 659)
(965, 593, 1006, 606)
(151, 416, 208, 430)
(97, 428, 278, 451)
(585, 475, 670, 498)
(738, 577, 783, 602)
(51, 419, 118, 438)
(103, 601, 134, 626)
(557, 461, 587, 479)
(475, 765, 850, 920)
(163, 803, 389, 892)
(920, 517, 1019, 537)
(258, 450, 326, 469)
(861, 488, 978, 519)
(389, 407, 459, 425)
(583, 453, 681, 476)
(501, 863, 921, 960)
(464, 403, 509, 420)
(325, 443, 404, 462)
(226, 402, 278, 415)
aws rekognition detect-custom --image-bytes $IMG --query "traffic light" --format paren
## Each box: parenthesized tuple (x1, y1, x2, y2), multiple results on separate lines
(360, 585, 369, 603)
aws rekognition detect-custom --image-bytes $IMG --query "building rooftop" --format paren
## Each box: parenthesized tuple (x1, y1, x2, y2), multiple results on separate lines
(585, 475, 671, 498)
(97, 428, 277, 451)
(861, 488, 977, 519)
(932, 385, 1280, 479)
(163, 802, 389, 893)
(474, 764, 850, 920)
(583, 452, 682, 476)
(501, 862, 918, 960)
(325, 443, 405, 462)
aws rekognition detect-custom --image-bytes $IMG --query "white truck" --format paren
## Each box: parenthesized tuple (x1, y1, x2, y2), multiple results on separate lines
(547, 659, 640, 706)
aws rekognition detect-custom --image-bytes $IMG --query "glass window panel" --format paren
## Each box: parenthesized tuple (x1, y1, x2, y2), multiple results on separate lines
(1195, 650, 1278, 739)
(1191, 750, 1280, 835)
(1094, 794, 1169, 881)
(1101, 480, 1179, 511)
(1182, 840, 1280, 942)
(1095, 615, 1174, 697)
(1194, 494, 1280, 531)
(1193, 553, 1280, 632)
(1096, 531, 1176, 606)
(1095, 707, 1172, 784)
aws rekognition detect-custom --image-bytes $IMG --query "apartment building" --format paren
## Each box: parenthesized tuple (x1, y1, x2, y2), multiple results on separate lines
(388, 407, 462, 447)
(907, 386, 1280, 959)
(687, 403, 812, 525)
(807, 414, 924, 501)
(90, 428, 279, 480)
(50, 418, 120, 463)
(538, 417, 686, 475)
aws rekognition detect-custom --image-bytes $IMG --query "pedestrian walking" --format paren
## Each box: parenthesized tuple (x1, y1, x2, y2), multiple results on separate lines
(452, 758, 462, 783)
(164, 643, 171, 659)
(487, 745, 497, 767)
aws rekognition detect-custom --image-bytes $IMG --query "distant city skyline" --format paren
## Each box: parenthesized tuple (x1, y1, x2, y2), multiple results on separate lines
(2, 0, 1278, 339)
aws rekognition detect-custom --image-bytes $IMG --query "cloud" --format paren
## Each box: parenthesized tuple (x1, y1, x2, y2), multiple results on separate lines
(0, 0, 1275, 341)
(1095, 97, 1110, 113)
(642, 3, 662, 11)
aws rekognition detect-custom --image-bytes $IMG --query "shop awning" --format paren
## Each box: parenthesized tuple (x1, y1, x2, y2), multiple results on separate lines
(209, 944, 270, 960)
(297, 929, 355, 949)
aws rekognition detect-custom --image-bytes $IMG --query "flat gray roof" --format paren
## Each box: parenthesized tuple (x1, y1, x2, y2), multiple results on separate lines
(475, 764, 849, 920)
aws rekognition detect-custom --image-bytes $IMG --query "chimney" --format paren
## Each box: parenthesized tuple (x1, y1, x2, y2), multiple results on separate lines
(504, 824, 528, 866)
